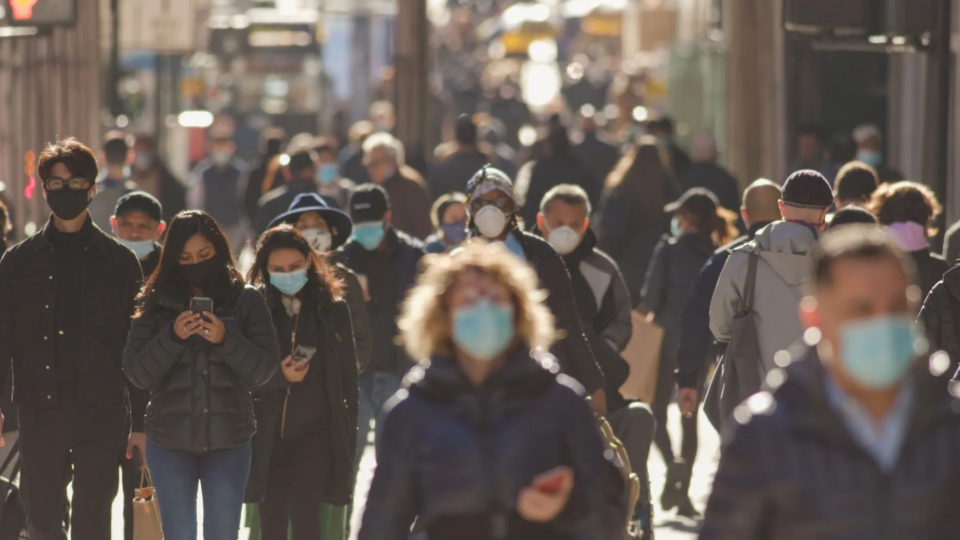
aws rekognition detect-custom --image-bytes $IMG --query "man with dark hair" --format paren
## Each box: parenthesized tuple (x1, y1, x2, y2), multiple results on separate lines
(790, 124, 838, 179)
(315, 136, 357, 209)
(828, 205, 879, 229)
(188, 132, 249, 253)
(535, 183, 655, 525)
(130, 134, 186, 222)
(710, 170, 834, 397)
(834, 160, 880, 208)
(648, 117, 691, 178)
(702, 226, 960, 538)
(427, 115, 490, 200)
(339, 184, 424, 464)
(244, 127, 285, 226)
(0, 138, 143, 540)
(89, 131, 136, 231)
(255, 146, 323, 235)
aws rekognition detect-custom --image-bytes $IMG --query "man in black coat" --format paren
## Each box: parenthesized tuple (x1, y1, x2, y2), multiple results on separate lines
(678, 131, 740, 214)
(574, 111, 620, 194)
(465, 167, 607, 414)
(0, 139, 143, 540)
(256, 148, 322, 236)
(701, 226, 960, 539)
(427, 115, 490, 200)
(339, 184, 424, 463)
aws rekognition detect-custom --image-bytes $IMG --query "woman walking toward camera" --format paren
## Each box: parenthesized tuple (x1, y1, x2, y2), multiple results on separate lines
(123, 210, 280, 540)
(358, 242, 619, 540)
(244, 225, 359, 540)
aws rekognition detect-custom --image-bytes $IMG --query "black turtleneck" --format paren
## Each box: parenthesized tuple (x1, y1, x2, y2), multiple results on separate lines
(49, 216, 95, 400)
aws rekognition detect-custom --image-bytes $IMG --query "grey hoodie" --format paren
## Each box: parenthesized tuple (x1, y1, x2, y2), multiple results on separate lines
(710, 221, 818, 377)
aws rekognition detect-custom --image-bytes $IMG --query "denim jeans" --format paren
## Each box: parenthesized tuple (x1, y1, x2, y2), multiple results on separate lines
(353, 370, 402, 474)
(146, 440, 252, 540)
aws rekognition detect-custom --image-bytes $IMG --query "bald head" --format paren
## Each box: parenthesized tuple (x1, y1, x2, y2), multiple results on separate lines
(742, 179, 783, 227)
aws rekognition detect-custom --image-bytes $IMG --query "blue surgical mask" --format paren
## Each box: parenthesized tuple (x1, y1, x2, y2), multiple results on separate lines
(452, 299, 515, 361)
(118, 238, 155, 261)
(670, 216, 682, 238)
(269, 268, 309, 296)
(317, 164, 339, 185)
(657, 137, 672, 149)
(857, 150, 883, 168)
(840, 314, 920, 389)
(353, 222, 386, 251)
(440, 221, 468, 246)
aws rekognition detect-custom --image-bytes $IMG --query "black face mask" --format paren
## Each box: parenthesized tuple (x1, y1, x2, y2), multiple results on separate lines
(45, 188, 92, 221)
(179, 257, 220, 290)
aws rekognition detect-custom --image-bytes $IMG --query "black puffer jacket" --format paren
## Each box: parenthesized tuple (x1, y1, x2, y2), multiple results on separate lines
(124, 283, 281, 452)
(358, 347, 619, 540)
(700, 349, 960, 540)
(245, 285, 359, 505)
(919, 265, 960, 374)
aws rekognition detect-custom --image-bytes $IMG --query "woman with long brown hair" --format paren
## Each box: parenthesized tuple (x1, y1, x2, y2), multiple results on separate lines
(597, 137, 681, 303)
(639, 188, 737, 518)
(244, 225, 358, 540)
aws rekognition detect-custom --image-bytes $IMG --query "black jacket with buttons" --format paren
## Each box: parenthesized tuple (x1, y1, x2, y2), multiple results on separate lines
(123, 281, 281, 452)
(0, 215, 144, 423)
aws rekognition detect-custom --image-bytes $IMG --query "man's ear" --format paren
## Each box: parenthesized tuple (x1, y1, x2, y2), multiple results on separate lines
(583, 217, 590, 232)
(383, 211, 391, 225)
(89, 183, 98, 199)
(157, 221, 167, 236)
(536, 213, 546, 232)
(740, 208, 749, 227)
(109, 216, 117, 233)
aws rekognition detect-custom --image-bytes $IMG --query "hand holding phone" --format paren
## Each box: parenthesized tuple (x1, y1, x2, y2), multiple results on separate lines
(518, 466, 574, 523)
(190, 297, 214, 322)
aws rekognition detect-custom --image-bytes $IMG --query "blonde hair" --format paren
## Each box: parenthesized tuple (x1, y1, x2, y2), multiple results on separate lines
(399, 242, 557, 360)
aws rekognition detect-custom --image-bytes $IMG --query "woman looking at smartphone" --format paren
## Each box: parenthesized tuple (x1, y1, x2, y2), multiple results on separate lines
(245, 225, 359, 540)
(358, 242, 618, 540)
(123, 211, 281, 540)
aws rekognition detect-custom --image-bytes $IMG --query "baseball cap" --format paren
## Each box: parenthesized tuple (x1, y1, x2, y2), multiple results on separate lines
(349, 184, 390, 223)
(664, 187, 720, 215)
(781, 170, 834, 209)
(114, 191, 162, 222)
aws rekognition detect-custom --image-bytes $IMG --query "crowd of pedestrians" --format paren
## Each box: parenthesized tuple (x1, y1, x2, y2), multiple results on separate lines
(2, 108, 960, 540)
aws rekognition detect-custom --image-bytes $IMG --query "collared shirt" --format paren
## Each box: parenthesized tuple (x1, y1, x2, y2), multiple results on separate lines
(824, 374, 915, 472)
(504, 231, 527, 261)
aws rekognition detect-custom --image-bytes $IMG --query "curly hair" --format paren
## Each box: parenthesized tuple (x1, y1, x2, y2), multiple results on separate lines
(868, 180, 942, 234)
(398, 242, 556, 360)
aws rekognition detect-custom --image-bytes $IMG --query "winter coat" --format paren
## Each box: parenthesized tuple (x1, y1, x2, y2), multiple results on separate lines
(427, 149, 489, 200)
(640, 234, 716, 354)
(255, 179, 319, 236)
(245, 286, 359, 505)
(335, 262, 372, 372)
(919, 265, 960, 375)
(710, 221, 818, 378)
(383, 167, 434, 240)
(676, 222, 774, 389)
(700, 348, 960, 540)
(124, 283, 281, 453)
(597, 184, 673, 303)
(515, 154, 602, 225)
(357, 347, 620, 540)
(911, 249, 947, 302)
(678, 162, 740, 214)
(554, 228, 633, 411)
(942, 219, 960, 266)
(574, 133, 620, 199)
(511, 229, 606, 394)
(187, 158, 249, 229)
(339, 228, 424, 377)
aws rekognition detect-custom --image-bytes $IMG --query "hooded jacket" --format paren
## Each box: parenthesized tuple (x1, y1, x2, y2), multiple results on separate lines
(700, 349, 960, 540)
(357, 347, 619, 540)
(918, 265, 960, 375)
(710, 221, 818, 377)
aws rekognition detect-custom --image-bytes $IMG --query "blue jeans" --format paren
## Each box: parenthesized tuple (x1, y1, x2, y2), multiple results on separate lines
(353, 370, 402, 472)
(146, 440, 252, 540)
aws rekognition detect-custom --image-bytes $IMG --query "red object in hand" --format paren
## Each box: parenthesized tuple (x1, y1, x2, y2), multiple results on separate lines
(532, 467, 569, 495)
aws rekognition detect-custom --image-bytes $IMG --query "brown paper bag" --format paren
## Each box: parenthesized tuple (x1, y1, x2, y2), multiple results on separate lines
(619, 311, 663, 403)
(133, 469, 162, 540)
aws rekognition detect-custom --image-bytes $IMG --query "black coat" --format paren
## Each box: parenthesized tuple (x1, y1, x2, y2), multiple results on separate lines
(245, 287, 359, 505)
(339, 228, 424, 376)
(0, 215, 143, 414)
(574, 133, 620, 197)
(427, 150, 489, 200)
(700, 349, 960, 540)
(358, 347, 619, 540)
(517, 154, 602, 226)
(911, 249, 948, 301)
(512, 229, 606, 394)
(124, 283, 281, 452)
(919, 265, 960, 375)
(255, 179, 319, 236)
(678, 162, 740, 214)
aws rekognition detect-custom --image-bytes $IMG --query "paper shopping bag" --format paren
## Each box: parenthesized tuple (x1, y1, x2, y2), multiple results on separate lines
(133, 469, 162, 540)
(619, 311, 663, 403)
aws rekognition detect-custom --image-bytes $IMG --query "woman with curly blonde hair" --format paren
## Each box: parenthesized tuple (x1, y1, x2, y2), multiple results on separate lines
(357, 242, 619, 540)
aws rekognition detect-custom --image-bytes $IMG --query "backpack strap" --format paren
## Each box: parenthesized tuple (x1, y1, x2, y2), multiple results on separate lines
(741, 252, 760, 313)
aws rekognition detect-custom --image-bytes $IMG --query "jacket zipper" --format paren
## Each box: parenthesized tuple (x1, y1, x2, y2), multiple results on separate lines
(478, 390, 507, 540)
(280, 311, 300, 439)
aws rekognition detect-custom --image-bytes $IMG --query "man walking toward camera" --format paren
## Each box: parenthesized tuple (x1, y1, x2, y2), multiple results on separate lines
(0, 138, 143, 540)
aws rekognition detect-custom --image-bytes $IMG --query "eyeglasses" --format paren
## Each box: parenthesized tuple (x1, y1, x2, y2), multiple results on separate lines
(44, 177, 90, 191)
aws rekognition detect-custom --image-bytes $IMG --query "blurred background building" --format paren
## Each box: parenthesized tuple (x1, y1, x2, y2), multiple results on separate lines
(1, 0, 959, 244)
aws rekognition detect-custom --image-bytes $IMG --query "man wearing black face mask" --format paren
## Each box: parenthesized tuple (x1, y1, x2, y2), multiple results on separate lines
(0, 138, 144, 540)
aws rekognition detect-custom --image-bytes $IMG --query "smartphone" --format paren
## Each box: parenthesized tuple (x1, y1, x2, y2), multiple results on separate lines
(190, 297, 214, 321)
(532, 466, 571, 495)
(292, 344, 318, 365)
